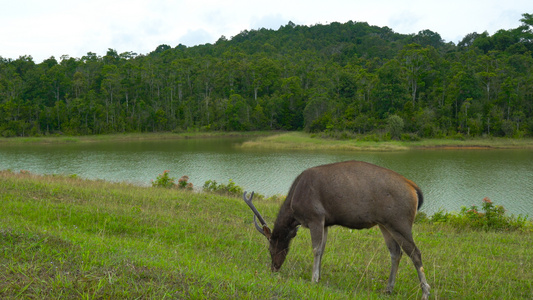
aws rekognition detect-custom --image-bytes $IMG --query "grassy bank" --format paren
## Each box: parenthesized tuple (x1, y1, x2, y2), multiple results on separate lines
(239, 132, 533, 151)
(1, 171, 532, 299)
(3, 131, 533, 151)
(0, 131, 272, 145)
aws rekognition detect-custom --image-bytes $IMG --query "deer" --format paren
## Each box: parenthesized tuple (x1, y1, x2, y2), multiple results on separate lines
(243, 160, 430, 300)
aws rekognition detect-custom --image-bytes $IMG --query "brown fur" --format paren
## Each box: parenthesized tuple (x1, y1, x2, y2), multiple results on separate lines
(247, 160, 430, 299)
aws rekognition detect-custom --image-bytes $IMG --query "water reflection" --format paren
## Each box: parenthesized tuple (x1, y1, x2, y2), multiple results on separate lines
(0, 138, 531, 216)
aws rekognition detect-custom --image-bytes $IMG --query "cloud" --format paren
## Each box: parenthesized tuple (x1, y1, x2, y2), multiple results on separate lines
(178, 28, 215, 46)
(388, 10, 422, 35)
(251, 14, 290, 31)
(3, 0, 533, 62)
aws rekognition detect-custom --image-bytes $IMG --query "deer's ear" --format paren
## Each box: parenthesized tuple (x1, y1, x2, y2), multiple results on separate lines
(263, 226, 272, 240)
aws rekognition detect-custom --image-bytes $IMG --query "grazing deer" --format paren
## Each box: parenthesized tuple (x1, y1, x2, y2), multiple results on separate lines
(243, 160, 430, 299)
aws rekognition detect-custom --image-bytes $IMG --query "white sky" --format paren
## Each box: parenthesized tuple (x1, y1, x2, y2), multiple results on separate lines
(1, 0, 532, 63)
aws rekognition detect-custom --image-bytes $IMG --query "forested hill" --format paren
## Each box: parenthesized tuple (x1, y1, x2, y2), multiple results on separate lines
(2, 14, 533, 138)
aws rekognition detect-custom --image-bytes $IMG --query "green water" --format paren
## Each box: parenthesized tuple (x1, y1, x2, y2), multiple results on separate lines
(1, 138, 531, 216)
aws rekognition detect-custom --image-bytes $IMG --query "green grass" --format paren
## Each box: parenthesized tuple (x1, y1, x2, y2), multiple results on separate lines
(1, 170, 532, 299)
(239, 132, 533, 151)
(3, 131, 533, 151)
(238, 132, 407, 151)
(0, 131, 272, 145)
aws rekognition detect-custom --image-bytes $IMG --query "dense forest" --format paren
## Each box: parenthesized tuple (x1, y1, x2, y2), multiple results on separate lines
(2, 14, 533, 138)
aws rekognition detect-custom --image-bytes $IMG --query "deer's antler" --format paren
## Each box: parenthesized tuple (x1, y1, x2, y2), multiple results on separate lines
(243, 191, 271, 239)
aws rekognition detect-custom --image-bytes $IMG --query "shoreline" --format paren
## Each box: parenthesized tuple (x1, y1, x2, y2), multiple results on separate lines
(2, 131, 533, 150)
(238, 132, 533, 151)
(0, 131, 271, 145)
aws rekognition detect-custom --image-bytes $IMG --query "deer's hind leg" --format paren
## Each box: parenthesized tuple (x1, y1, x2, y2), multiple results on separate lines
(379, 224, 402, 294)
(381, 224, 431, 300)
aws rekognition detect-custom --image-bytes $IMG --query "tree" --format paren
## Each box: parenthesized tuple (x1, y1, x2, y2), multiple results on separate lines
(1, 17, 533, 138)
(304, 88, 330, 131)
(279, 76, 304, 130)
(475, 52, 498, 104)
(387, 114, 404, 139)
(250, 57, 280, 102)
(399, 44, 432, 109)
(518, 13, 533, 50)
(375, 59, 409, 116)
(101, 64, 121, 127)
(225, 94, 249, 130)
(412, 29, 444, 48)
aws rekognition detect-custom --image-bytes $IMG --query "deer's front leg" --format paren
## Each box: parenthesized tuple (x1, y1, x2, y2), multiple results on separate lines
(309, 222, 328, 283)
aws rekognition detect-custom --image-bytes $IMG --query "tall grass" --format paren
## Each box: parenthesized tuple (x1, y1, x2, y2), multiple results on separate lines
(1, 170, 532, 299)
(238, 132, 409, 151)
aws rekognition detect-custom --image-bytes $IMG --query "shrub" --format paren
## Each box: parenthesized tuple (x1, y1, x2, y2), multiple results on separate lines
(387, 115, 404, 140)
(430, 209, 454, 224)
(203, 180, 219, 192)
(203, 179, 259, 198)
(152, 171, 193, 190)
(414, 211, 429, 223)
(426, 197, 531, 231)
(203, 179, 242, 197)
(357, 133, 381, 142)
(480, 197, 508, 230)
(152, 170, 176, 188)
(400, 133, 421, 141)
(451, 132, 466, 140)
(177, 175, 194, 190)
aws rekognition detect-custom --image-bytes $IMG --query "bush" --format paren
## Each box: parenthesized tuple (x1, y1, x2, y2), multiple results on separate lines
(461, 197, 529, 231)
(425, 197, 531, 231)
(177, 175, 194, 190)
(203, 179, 260, 198)
(449, 132, 465, 140)
(400, 133, 421, 141)
(430, 209, 454, 224)
(387, 115, 404, 140)
(152, 171, 193, 190)
(203, 179, 243, 197)
(357, 133, 381, 142)
(414, 211, 429, 223)
(152, 170, 175, 188)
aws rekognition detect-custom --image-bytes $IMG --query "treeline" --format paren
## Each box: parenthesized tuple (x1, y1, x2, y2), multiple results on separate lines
(2, 15, 533, 138)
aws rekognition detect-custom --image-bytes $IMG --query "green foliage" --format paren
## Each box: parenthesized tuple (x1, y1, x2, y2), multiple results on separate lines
(151, 170, 175, 188)
(316, 129, 357, 140)
(387, 114, 405, 140)
(177, 175, 194, 190)
(1, 16, 533, 138)
(458, 197, 530, 231)
(202, 179, 264, 198)
(421, 197, 531, 231)
(400, 132, 421, 141)
(152, 171, 193, 190)
(203, 179, 245, 198)
(358, 133, 382, 142)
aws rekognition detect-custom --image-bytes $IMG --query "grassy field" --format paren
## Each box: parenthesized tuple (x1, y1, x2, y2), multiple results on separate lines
(1, 171, 532, 299)
(239, 132, 533, 151)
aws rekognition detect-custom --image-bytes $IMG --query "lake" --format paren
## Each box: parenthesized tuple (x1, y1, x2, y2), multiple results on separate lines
(0, 137, 532, 217)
